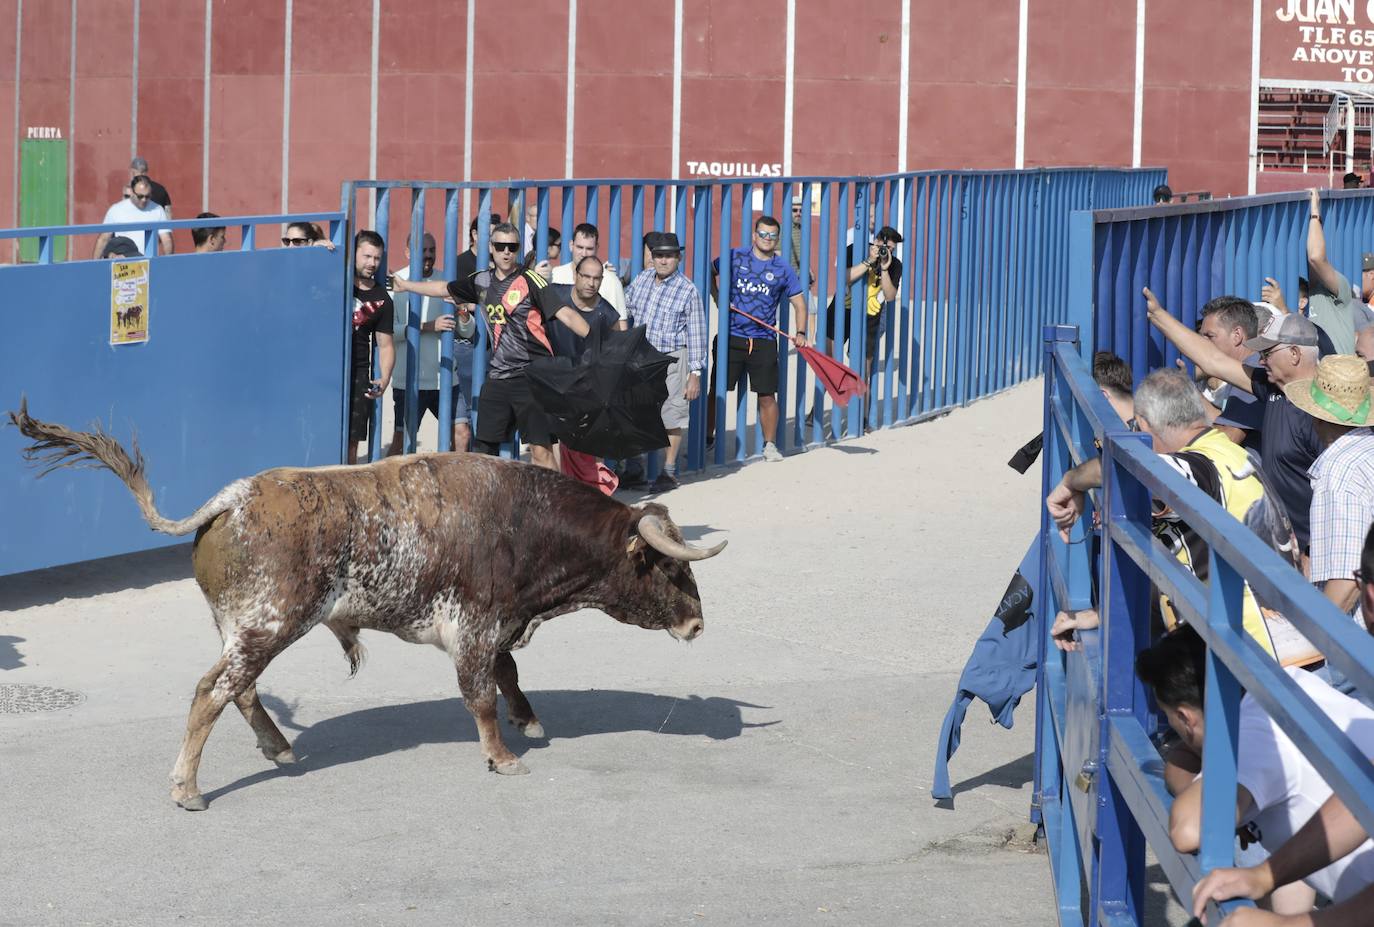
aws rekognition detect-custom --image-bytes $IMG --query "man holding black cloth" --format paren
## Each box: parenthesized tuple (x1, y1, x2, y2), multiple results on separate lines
(393, 222, 589, 469)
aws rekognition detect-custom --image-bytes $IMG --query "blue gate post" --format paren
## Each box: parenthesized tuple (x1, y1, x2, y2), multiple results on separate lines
(846, 181, 869, 439)
(1198, 552, 1246, 876)
(437, 186, 460, 452)
(794, 179, 814, 448)
(813, 181, 832, 446)
(687, 183, 712, 473)
(1067, 209, 1097, 361)
(714, 183, 733, 467)
(369, 188, 393, 462)
(1095, 427, 1153, 926)
(472, 187, 493, 452)
(630, 184, 646, 280)
(400, 185, 426, 455)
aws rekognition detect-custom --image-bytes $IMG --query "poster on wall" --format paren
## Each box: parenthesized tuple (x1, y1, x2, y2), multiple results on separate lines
(1262, 1, 1374, 90)
(110, 260, 149, 346)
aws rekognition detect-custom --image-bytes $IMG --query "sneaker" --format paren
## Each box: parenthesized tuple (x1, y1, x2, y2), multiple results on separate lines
(762, 442, 783, 462)
(650, 471, 679, 493)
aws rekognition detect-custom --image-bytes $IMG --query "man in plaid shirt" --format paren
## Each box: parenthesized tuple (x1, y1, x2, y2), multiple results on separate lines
(1284, 354, 1374, 627)
(625, 231, 707, 492)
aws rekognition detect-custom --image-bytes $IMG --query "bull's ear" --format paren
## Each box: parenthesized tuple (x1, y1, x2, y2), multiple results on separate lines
(626, 535, 645, 556)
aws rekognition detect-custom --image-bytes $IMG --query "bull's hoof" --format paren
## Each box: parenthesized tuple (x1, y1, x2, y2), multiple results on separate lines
(519, 721, 546, 739)
(489, 757, 530, 776)
(266, 747, 297, 765)
(175, 793, 207, 812)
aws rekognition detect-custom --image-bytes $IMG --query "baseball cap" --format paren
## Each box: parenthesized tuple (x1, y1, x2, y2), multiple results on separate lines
(1242, 311, 1320, 352)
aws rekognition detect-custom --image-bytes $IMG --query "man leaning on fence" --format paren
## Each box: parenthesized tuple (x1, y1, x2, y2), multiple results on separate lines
(625, 231, 707, 492)
(348, 230, 396, 465)
(1135, 624, 1374, 924)
(1190, 525, 1374, 927)
(1144, 288, 1326, 558)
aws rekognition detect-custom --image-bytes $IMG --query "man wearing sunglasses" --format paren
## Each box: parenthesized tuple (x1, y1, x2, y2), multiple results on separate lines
(93, 174, 172, 259)
(393, 222, 589, 470)
(1145, 288, 1325, 559)
(709, 214, 808, 462)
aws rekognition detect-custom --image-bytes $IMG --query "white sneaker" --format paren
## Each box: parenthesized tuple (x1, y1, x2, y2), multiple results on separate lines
(762, 442, 783, 462)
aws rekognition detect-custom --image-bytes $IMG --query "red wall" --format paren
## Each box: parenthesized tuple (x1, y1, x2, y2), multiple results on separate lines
(3, 0, 1266, 258)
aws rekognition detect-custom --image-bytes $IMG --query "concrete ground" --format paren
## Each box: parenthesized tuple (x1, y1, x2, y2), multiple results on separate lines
(1, 380, 1098, 926)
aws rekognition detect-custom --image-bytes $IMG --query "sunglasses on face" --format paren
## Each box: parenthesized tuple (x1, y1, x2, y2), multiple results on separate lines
(756, 230, 779, 241)
(1258, 344, 1290, 361)
(282, 236, 310, 246)
(491, 241, 521, 253)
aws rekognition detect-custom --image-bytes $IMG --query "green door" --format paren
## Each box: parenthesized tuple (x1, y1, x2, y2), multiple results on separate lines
(19, 138, 68, 262)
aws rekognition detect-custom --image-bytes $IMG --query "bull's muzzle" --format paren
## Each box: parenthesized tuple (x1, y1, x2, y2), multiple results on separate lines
(669, 616, 704, 642)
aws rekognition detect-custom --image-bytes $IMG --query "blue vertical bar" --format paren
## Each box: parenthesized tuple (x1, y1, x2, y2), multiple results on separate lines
(733, 182, 753, 459)
(608, 184, 622, 270)
(813, 181, 832, 446)
(631, 184, 646, 278)
(831, 180, 851, 438)
(560, 184, 575, 263)
(471, 187, 493, 445)
(534, 184, 550, 267)
(907, 175, 928, 419)
(586, 183, 600, 229)
(653, 184, 667, 231)
(795, 180, 814, 446)
(845, 181, 868, 437)
(369, 187, 393, 462)
(674, 183, 689, 255)
(437, 186, 459, 453)
(688, 183, 711, 473)
(1199, 552, 1245, 875)
(714, 183, 733, 468)
(403, 185, 426, 456)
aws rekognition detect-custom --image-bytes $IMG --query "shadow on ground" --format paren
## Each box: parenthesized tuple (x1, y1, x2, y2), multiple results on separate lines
(201, 689, 777, 806)
(0, 543, 194, 610)
(934, 752, 1034, 809)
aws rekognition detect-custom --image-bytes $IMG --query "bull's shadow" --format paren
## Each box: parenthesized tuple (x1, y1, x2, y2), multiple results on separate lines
(205, 690, 775, 804)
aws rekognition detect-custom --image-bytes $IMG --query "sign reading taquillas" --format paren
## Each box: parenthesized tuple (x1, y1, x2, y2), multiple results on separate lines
(1264, 0, 1374, 88)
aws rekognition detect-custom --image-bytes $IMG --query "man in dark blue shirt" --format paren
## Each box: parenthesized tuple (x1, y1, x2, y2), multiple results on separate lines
(708, 214, 809, 461)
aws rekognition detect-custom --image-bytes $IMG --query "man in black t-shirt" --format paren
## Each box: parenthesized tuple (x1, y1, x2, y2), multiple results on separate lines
(349, 230, 395, 464)
(546, 257, 621, 358)
(395, 222, 589, 469)
(824, 226, 903, 374)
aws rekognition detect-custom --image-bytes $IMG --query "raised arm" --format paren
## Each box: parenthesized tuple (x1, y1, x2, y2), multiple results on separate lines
(1143, 287, 1252, 393)
(1308, 188, 1345, 296)
(553, 305, 590, 338)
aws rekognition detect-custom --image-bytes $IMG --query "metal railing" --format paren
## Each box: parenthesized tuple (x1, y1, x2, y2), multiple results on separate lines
(1040, 186, 1374, 922)
(343, 168, 1164, 468)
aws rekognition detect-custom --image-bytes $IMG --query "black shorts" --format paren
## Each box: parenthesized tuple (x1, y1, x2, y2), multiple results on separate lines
(475, 375, 554, 448)
(349, 367, 375, 443)
(391, 387, 471, 429)
(723, 335, 779, 395)
(864, 312, 883, 361)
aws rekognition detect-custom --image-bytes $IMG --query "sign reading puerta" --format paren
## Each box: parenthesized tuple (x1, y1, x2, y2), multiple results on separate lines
(1264, 0, 1374, 88)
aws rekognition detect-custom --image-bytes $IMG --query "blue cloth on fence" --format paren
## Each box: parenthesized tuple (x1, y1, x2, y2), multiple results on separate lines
(932, 535, 1041, 801)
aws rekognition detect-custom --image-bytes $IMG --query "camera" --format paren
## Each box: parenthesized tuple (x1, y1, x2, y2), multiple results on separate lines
(876, 243, 890, 263)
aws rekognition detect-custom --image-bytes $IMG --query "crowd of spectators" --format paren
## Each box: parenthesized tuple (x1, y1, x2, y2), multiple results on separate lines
(1045, 187, 1374, 925)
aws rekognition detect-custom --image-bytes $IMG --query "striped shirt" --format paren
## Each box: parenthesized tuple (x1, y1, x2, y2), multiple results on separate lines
(1308, 427, 1374, 619)
(625, 268, 708, 373)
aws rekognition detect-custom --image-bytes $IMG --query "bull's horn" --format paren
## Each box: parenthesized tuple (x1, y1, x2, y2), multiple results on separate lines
(636, 515, 727, 562)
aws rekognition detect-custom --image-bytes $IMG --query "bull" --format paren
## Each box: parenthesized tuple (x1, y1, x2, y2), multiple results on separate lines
(9, 401, 725, 811)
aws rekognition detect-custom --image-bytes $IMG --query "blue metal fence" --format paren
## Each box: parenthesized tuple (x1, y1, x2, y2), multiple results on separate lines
(0, 212, 349, 576)
(1076, 188, 1374, 378)
(1037, 324, 1374, 925)
(342, 168, 1164, 467)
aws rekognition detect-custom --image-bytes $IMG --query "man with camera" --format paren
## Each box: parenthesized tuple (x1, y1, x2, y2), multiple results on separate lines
(824, 225, 902, 393)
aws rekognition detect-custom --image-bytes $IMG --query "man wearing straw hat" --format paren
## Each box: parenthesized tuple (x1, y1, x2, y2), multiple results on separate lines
(1285, 354, 1374, 626)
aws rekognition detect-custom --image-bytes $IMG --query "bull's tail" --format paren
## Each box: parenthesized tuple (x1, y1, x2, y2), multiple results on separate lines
(8, 398, 246, 537)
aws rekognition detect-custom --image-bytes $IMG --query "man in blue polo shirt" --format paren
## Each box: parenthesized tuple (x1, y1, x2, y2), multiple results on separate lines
(709, 214, 809, 461)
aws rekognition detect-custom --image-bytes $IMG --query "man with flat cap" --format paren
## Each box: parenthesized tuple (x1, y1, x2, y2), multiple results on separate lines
(625, 231, 707, 491)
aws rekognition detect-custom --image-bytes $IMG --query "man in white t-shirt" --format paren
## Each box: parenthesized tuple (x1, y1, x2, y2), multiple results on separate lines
(1136, 625, 1374, 916)
(385, 232, 474, 455)
(550, 223, 627, 328)
(92, 174, 172, 258)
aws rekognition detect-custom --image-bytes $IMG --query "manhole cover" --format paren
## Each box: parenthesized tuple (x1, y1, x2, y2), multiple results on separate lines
(0, 684, 85, 713)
